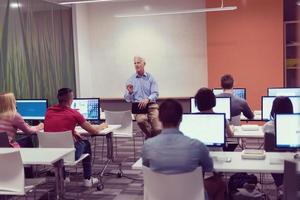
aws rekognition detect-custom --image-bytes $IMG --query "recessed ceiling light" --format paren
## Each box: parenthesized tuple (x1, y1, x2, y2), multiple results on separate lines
(10, 2, 22, 8)
(144, 5, 151, 11)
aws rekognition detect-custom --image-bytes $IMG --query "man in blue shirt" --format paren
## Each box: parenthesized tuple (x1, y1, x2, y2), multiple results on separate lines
(124, 56, 161, 139)
(142, 99, 226, 200)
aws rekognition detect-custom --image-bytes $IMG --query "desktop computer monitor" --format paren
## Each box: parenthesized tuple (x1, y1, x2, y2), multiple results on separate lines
(268, 88, 300, 96)
(275, 114, 300, 149)
(71, 98, 100, 121)
(190, 97, 231, 120)
(179, 113, 226, 147)
(213, 88, 246, 100)
(16, 99, 48, 120)
(261, 96, 300, 121)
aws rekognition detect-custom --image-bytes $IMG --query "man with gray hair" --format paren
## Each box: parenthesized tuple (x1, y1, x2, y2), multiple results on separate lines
(124, 56, 161, 139)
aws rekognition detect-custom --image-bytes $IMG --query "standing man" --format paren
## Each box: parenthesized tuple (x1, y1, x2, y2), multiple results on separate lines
(124, 56, 161, 139)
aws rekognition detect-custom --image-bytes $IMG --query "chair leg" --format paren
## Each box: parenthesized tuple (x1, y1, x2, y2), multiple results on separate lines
(114, 137, 118, 159)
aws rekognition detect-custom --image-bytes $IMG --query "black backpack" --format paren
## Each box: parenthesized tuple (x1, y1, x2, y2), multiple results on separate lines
(228, 173, 258, 195)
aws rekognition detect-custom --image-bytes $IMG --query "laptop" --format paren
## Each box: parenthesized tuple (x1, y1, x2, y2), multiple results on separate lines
(0, 132, 11, 147)
(132, 102, 149, 114)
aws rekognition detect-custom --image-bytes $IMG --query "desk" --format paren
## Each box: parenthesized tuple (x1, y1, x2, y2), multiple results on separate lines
(241, 114, 262, 121)
(233, 126, 264, 139)
(132, 152, 300, 173)
(77, 125, 121, 190)
(0, 148, 74, 200)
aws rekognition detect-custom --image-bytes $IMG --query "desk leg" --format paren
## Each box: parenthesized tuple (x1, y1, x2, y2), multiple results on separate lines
(96, 132, 114, 191)
(53, 159, 64, 200)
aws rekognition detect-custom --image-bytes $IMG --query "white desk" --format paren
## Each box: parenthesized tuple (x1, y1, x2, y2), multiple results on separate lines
(132, 152, 300, 174)
(241, 114, 262, 121)
(0, 148, 74, 200)
(76, 125, 122, 136)
(233, 126, 264, 139)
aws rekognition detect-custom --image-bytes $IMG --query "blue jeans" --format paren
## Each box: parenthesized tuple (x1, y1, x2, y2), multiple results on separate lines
(74, 140, 92, 179)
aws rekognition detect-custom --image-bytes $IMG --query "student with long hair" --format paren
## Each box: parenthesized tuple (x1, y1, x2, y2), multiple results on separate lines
(0, 92, 43, 147)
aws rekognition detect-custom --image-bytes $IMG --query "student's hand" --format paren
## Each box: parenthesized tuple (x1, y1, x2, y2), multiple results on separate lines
(99, 122, 108, 130)
(36, 123, 44, 131)
(93, 123, 108, 132)
(73, 131, 83, 141)
(138, 98, 150, 109)
(127, 84, 134, 94)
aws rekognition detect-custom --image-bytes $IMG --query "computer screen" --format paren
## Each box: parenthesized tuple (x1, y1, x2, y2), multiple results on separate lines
(16, 99, 48, 120)
(213, 88, 246, 100)
(261, 96, 300, 121)
(71, 98, 100, 121)
(268, 88, 300, 96)
(275, 114, 300, 149)
(179, 113, 226, 147)
(190, 97, 231, 120)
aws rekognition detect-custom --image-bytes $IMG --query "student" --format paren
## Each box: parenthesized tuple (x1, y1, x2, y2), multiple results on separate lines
(262, 96, 293, 191)
(0, 92, 43, 147)
(44, 88, 108, 187)
(217, 74, 254, 122)
(142, 99, 226, 200)
(194, 88, 236, 151)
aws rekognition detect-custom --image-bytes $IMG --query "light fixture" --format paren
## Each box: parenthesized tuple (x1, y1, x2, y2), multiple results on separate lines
(115, 0, 237, 18)
(59, 0, 134, 5)
(10, 2, 22, 8)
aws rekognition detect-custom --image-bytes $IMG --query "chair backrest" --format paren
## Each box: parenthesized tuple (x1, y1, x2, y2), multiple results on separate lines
(0, 132, 11, 147)
(143, 166, 205, 200)
(0, 150, 25, 195)
(104, 110, 133, 137)
(283, 160, 300, 200)
(230, 115, 241, 126)
(264, 132, 275, 152)
(38, 131, 75, 162)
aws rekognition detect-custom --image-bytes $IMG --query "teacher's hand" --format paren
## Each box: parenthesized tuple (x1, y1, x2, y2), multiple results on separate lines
(127, 84, 134, 94)
(138, 98, 150, 109)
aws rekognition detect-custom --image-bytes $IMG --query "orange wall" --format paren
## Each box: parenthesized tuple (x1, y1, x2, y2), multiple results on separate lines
(206, 0, 284, 110)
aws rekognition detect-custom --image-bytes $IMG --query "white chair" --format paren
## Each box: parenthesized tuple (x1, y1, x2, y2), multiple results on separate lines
(37, 131, 89, 166)
(0, 150, 46, 200)
(104, 110, 138, 160)
(143, 166, 205, 200)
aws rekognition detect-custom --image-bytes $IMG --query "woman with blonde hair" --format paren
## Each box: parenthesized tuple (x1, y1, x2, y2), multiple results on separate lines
(0, 92, 43, 147)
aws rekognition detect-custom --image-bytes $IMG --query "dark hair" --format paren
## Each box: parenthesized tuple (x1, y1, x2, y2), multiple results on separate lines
(159, 99, 183, 127)
(270, 96, 293, 119)
(194, 88, 216, 111)
(221, 74, 234, 89)
(57, 88, 73, 104)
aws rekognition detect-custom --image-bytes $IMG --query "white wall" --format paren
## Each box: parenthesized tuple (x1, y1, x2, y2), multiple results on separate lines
(74, 0, 208, 98)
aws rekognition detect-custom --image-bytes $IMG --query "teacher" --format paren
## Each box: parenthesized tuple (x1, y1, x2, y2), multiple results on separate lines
(124, 56, 161, 139)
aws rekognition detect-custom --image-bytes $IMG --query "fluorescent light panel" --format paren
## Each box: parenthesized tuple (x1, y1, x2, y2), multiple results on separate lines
(115, 6, 237, 18)
(59, 0, 116, 5)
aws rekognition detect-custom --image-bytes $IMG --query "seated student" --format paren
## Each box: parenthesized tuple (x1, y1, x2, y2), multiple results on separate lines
(0, 92, 43, 148)
(217, 74, 254, 123)
(194, 88, 235, 152)
(262, 96, 293, 191)
(142, 99, 226, 200)
(44, 88, 108, 187)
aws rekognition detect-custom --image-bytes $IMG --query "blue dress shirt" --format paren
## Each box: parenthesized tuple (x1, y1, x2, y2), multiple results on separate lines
(124, 72, 159, 103)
